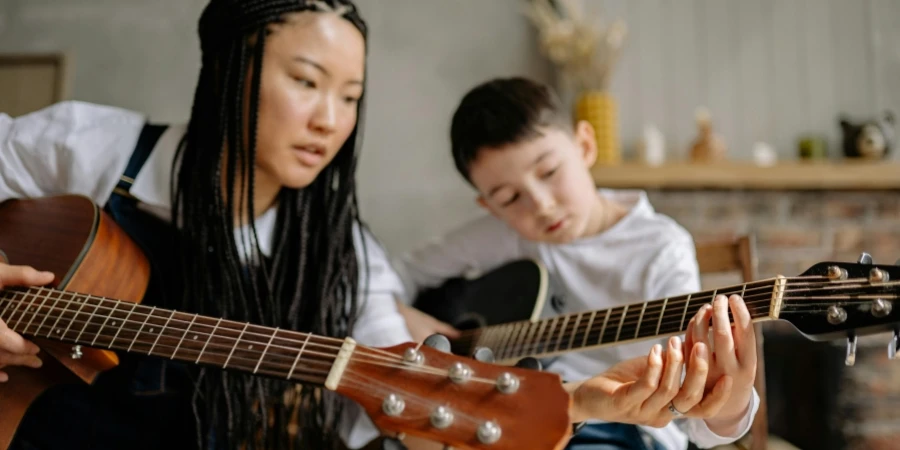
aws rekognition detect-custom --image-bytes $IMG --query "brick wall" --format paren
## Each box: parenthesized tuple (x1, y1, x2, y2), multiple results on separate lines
(644, 189, 900, 449)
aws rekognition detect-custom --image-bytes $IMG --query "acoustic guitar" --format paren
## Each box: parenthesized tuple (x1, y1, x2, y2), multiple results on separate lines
(0, 195, 572, 450)
(414, 257, 900, 365)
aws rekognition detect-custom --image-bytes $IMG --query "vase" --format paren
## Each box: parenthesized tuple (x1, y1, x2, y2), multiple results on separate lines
(574, 90, 620, 166)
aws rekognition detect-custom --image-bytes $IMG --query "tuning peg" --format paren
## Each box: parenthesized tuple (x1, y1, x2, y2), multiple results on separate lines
(890, 330, 899, 360)
(381, 436, 408, 450)
(846, 334, 858, 366)
(472, 346, 495, 363)
(858, 252, 873, 264)
(423, 333, 452, 353)
(514, 356, 543, 371)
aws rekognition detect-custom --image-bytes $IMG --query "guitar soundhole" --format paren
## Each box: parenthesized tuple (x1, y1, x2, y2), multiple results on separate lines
(454, 313, 487, 331)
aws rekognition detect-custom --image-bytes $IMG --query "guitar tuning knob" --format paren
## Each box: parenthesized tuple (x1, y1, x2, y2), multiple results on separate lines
(890, 330, 899, 360)
(858, 252, 873, 264)
(846, 334, 858, 366)
(514, 356, 543, 371)
(473, 346, 495, 363)
(423, 333, 452, 353)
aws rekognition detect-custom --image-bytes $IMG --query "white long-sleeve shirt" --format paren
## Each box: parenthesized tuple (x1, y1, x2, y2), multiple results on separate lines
(0, 100, 411, 448)
(395, 189, 760, 450)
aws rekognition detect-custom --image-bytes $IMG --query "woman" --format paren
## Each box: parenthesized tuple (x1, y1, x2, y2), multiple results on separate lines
(0, 1, 751, 449)
(0, 1, 409, 449)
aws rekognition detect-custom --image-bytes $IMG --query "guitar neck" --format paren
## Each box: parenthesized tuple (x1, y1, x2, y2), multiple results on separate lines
(0, 286, 351, 388)
(470, 278, 785, 362)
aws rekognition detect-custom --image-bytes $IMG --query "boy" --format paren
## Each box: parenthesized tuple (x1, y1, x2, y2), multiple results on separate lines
(394, 77, 759, 449)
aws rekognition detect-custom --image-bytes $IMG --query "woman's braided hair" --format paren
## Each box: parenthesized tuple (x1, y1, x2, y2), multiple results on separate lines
(171, 1, 367, 448)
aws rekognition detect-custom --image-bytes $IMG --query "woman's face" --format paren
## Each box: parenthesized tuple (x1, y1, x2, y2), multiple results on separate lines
(253, 12, 365, 190)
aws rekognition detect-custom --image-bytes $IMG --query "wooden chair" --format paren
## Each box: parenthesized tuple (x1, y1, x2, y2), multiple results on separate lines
(694, 234, 767, 450)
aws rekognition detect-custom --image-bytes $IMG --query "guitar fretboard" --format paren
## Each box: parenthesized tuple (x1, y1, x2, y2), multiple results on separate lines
(467, 279, 780, 361)
(0, 287, 340, 384)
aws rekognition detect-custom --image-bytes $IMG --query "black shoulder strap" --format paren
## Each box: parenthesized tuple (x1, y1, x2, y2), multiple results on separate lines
(111, 123, 168, 199)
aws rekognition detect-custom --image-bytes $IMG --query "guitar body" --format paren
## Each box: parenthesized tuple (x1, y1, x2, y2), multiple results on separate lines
(413, 259, 548, 331)
(0, 195, 149, 449)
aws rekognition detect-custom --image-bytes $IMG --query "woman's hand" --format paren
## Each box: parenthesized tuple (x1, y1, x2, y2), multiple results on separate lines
(0, 263, 53, 382)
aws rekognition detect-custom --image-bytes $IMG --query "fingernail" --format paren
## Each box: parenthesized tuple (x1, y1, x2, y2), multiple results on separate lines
(671, 337, 681, 350)
(653, 344, 662, 355)
(41, 271, 53, 276)
(697, 345, 707, 359)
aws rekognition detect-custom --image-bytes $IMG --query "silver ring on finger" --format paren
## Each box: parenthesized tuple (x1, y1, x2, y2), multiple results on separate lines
(668, 401, 686, 418)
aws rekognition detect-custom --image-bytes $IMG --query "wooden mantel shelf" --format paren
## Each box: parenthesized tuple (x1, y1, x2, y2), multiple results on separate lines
(591, 161, 900, 190)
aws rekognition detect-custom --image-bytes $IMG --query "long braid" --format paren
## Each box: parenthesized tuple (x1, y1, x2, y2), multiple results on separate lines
(172, 1, 368, 448)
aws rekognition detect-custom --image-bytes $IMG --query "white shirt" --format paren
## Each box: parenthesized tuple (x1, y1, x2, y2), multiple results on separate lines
(396, 189, 759, 450)
(0, 100, 411, 448)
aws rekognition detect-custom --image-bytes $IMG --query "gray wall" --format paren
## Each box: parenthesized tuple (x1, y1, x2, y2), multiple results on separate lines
(0, 0, 897, 254)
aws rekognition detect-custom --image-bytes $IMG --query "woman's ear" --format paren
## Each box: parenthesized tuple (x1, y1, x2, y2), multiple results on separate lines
(574, 120, 598, 167)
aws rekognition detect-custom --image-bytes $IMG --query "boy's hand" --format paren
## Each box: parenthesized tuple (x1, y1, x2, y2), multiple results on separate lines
(0, 263, 53, 382)
(568, 335, 733, 428)
(684, 294, 757, 436)
(394, 300, 460, 342)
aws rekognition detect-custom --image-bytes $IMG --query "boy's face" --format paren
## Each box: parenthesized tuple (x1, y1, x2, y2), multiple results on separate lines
(470, 121, 601, 244)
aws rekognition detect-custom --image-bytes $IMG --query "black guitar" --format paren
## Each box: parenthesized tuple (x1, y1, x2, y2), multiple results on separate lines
(413, 258, 900, 365)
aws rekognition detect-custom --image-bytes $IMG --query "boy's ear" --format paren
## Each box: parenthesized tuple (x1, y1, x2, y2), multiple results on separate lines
(574, 120, 598, 167)
(476, 195, 489, 210)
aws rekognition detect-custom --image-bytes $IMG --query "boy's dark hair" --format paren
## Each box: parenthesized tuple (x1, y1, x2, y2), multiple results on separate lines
(450, 76, 571, 183)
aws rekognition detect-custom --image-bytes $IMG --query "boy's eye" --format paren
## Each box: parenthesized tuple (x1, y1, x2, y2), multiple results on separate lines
(541, 166, 560, 179)
(501, 193, 520, 207)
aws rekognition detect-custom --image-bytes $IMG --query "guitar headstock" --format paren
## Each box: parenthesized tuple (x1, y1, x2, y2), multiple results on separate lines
(333, 341, 572, 450)
(779, 254, 900, 364)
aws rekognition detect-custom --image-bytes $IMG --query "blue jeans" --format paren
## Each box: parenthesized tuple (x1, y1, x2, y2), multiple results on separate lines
(566, 423, 666, 450)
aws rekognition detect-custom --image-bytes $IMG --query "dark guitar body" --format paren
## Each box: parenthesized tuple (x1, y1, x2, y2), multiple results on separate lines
(413, 259, 550, 357)
(0, 195, 150, 450)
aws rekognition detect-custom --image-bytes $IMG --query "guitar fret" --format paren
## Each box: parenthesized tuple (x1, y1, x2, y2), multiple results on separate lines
(567, 313, 583, 350)
(493, 324, 513, 359)
(614, 305, 628, 342)
(91, 299, 119, 346)
(197, 318, 222, 363)
(254, 328, 279, 374)
(287, 334, 312, 380)
(554, 315, 570, 352)
(74, 295, 105, 343)
(634, 302, 648, 339)
(543, 317, 560, 353)
(0, 291, 17, 321)
(656, 298, 668, 336)
(598, 309, 611, 345)
(22, 288, 50, 334)
(7, 290, 35, 331)
(172, 314, 198, 359)
(129, 306, 157, 352)
(532, 319, 549, 355)
(581, 311, 597, 348)
(110, 302, 139, 348)
(35, 290, 64, 337)
(741, 283, 746, 298)
(61, 294, 90, 340)
(680, 294, 692, 331)
(224, 323, 250, 368)
(521, 321, 540, 357)
(505, 323, 526, 360)
(47, 292, 75, 337)
(147, 309, 177, 355)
